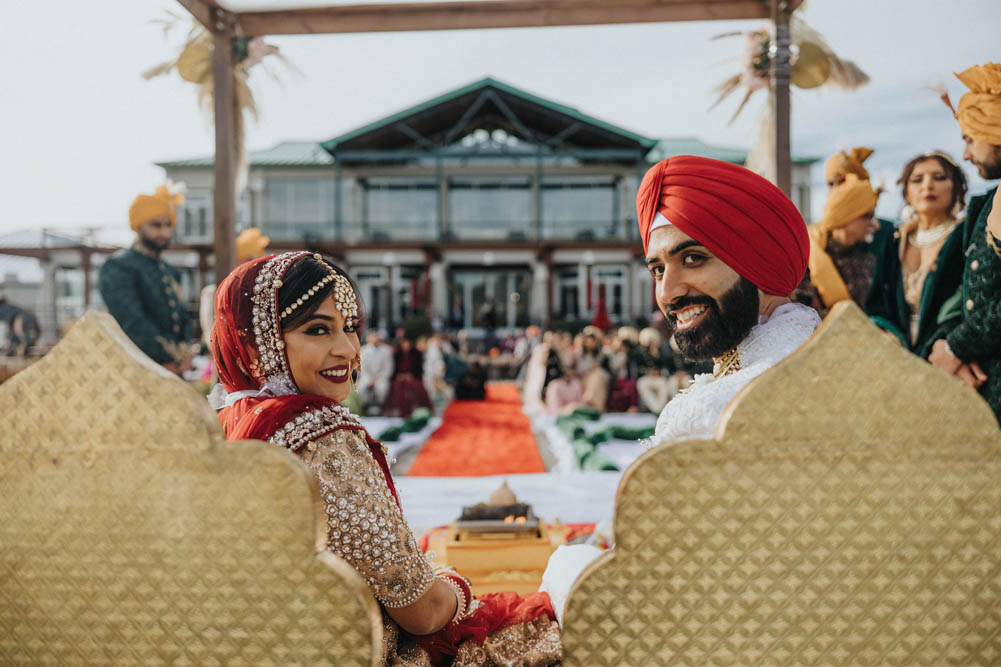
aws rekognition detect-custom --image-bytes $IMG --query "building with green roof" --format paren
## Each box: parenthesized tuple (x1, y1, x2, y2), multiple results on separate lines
(158, 77, 816, 331)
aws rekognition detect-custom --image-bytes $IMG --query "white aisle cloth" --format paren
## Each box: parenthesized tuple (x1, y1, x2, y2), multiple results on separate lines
(541, 302, 821, 624)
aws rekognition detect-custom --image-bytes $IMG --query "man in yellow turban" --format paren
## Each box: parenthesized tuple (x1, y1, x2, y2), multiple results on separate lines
(824, 146, 873, 189)
(98, 183, 192, 375)
(928, 62, 1001, 424)
(795, 174, 879, 317)
(199, 228, 271, 348)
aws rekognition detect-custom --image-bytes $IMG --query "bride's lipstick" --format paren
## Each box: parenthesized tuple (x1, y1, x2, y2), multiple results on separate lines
(318, 364, 350, 384)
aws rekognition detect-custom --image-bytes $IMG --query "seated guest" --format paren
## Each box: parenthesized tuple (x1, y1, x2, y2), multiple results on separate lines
(795, 175, 880, 317)
(383, 337, 433, 417)
(358, 330, 393, 415)
(866, 152, 968, 356)
(454, 360, 488, 401)
(635, 328, 684, 414)
(211, 252, 559, 662)
(605, 328, 640, 412)
(576, 331, 610, 412)
(544, 363, 584, 416)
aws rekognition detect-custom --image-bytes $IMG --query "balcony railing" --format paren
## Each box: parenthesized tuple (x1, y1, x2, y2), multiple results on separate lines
(254, 219, 637, 244)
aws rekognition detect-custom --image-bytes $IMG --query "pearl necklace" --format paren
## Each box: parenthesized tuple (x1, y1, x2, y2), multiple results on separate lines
(909, 220, 957, 248)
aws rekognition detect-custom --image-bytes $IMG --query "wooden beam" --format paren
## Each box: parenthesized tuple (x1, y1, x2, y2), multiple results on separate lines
(176, 0, 218, 32)
(212, 13, 238, 277)
(770, 0, 792, 196)
(235, 0, 777, 36)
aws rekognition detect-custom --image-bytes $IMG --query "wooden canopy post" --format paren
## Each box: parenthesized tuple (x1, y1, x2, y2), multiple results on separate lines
(211, 7, 238, 278)
(771, 0, 792, 196)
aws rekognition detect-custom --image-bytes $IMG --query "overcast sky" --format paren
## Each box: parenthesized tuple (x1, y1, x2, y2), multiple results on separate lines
(1, 0, 999, 246)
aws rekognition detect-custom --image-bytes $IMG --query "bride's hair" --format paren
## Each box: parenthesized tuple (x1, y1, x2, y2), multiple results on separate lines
(278, 253, 363, 332)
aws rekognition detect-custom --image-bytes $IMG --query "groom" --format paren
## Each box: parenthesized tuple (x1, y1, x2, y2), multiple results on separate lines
(542, 156, 821, 619)
(637, 155, 821, 444)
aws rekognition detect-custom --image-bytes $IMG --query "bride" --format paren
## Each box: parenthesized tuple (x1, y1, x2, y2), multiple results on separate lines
(210, 251, 560, 665)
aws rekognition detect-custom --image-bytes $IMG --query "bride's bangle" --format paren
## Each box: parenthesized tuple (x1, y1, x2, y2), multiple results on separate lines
(436, 569, 473, 623)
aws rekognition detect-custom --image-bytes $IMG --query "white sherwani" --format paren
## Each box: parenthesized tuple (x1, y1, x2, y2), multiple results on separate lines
(540, 302, 821, 623)
(652, 302, 821, 443)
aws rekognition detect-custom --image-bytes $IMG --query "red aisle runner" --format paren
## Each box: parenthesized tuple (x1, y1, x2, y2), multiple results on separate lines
(407, 383, 546, 476)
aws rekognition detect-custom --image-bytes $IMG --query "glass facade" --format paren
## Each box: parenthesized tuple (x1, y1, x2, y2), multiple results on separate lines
(448, 177, 532, 241)
(263, 177, 333, 242)
(541, 176, 617, 241)
(364, 178, 438, 241)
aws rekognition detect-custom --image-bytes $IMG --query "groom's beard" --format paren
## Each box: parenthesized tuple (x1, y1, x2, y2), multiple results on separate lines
(666, 277, 760, 362)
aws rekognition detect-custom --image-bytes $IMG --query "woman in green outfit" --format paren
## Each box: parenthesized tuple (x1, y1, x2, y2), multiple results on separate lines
(865, 152, 969, 357)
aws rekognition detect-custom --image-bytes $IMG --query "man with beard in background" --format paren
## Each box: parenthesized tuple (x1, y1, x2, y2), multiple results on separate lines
(636, 155, 821, 444)
(928, 62, 1001, 423)
(99, 183, 192, 376)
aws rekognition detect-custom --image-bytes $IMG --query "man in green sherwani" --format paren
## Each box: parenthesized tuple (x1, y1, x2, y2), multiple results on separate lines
(928, 62, 1001, 424)
(99, 183, 193, 376)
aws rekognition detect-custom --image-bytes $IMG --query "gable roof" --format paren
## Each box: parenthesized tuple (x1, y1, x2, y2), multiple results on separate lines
(156, 141, 333, 169)
(648, 137, 818, 165)
(320, 76, 658, 155)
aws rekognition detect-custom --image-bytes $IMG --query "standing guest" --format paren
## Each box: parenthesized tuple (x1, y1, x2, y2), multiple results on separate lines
(824, 145, 896, 251)
(210, 252, 559, 663)
(825, 146, 873, 189)
(358, 330, 394, 415)
(199, 227, 270, 348)
(99, 183, 192, 376)
(795, 175, 880, 317)
(384, 337, 432, 417)
(866, 152, 968, 356)
(928, 62, 1001, 423)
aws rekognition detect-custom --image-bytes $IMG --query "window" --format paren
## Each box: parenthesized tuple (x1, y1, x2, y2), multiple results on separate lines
(449, 177, 531, 240)
(364, 179, 437, 241)
(541, 176, 616, 240)
(263, 177, 333, 241)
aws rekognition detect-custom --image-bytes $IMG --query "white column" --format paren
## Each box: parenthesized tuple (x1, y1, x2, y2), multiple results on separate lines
(530, 260, 548, 324)
(38, 261, 59, 342)
(429, 261, 447, 324)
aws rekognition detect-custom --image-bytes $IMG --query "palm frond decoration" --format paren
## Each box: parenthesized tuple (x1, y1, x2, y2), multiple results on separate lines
(143, 15, 299, 191)
(709, 16, 869, 125)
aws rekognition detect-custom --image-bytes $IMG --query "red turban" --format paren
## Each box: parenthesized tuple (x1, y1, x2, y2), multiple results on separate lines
(636, 156, 809, 296)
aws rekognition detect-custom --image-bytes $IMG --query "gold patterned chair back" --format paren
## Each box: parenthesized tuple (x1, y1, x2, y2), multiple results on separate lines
(563, 303, 1001, 666)
(0, 312, 382, 666)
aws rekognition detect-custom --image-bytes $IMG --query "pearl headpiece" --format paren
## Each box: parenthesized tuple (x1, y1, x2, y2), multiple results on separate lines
(278, 253, 358, 323)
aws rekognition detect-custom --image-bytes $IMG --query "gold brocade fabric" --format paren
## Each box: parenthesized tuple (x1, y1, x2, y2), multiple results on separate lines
(0, 313, 383, 666)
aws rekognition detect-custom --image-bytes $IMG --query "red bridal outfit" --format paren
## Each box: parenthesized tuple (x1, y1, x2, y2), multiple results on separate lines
(211, 253, 560, 666)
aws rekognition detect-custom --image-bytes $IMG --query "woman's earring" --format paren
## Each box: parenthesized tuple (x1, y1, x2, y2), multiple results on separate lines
(901, 204, 916, 223)
(351, 358, 362, 385)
